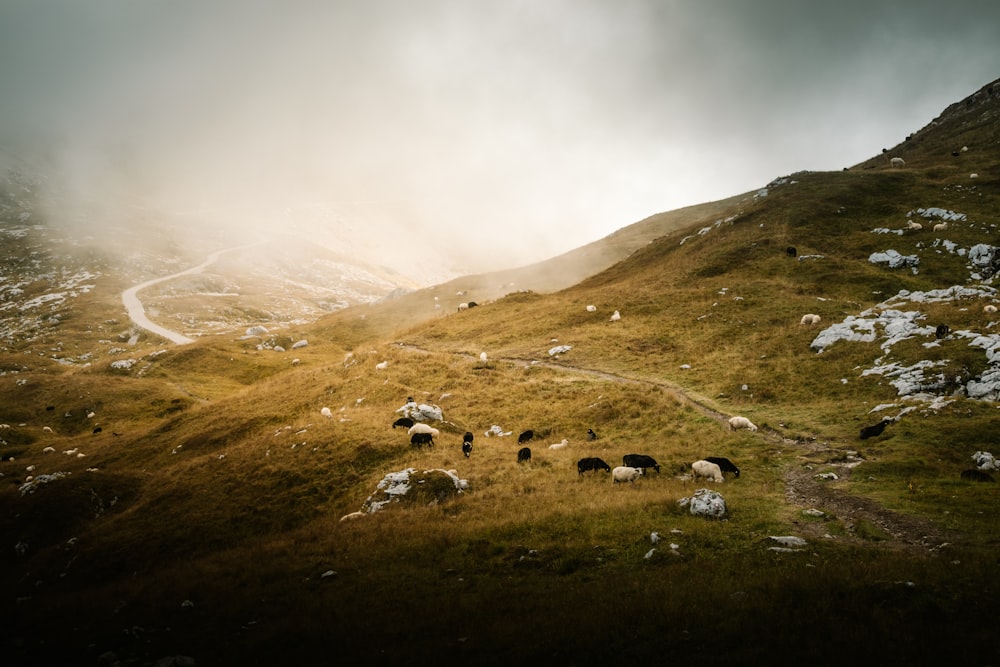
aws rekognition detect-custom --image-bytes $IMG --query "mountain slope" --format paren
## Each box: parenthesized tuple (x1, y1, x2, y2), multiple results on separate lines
(2, 77, 999, 666)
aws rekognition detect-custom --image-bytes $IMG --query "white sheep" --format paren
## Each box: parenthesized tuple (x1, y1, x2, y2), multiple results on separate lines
(479, 352, 488, 363)
(586, 305, 597, 312)
(970, 173, 979, 179)
(906, 220, 922, 230)
(42, 426, 53, 433)
(799, 313, 821, 325)
(375, 360, 388, 370)
(985, 305, 998, 314)
(548, 438, 569, 450)
(408, 423, 440, 438)
(728, 416, 758, 432)
(889, 157, 905, 168)
(458, 303, 469, 311)
(933, 222, 948, 232)
(612, 466, 643, 483)
(610, 310, 621, 322)
(321, 407, 333, 419)
(692, 459, 725, 483)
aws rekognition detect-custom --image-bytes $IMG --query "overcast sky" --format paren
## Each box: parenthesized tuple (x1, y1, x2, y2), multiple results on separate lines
(1, 1, 997, 274)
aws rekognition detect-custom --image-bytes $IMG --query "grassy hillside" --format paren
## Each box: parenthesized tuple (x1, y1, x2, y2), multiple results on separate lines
(2, 78, 1000, 666)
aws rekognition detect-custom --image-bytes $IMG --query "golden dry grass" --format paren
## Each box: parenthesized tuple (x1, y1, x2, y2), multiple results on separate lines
(3, 84, 1000, 664)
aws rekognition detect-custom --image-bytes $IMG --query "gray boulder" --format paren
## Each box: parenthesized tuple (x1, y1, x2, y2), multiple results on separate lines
(679, 488, 727, 518)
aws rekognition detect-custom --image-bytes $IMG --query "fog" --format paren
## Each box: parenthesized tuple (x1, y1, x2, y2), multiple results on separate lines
(1, 1, 998, 279)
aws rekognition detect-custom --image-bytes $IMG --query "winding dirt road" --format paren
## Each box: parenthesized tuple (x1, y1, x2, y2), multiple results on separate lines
(122, 242, 262, 345)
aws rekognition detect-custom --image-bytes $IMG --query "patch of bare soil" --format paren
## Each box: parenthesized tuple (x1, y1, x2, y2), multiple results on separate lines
(776, 436, 954, 553)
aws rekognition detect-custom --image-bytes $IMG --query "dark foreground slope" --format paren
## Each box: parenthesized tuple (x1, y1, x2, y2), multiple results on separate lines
(2, 79, 999, 666)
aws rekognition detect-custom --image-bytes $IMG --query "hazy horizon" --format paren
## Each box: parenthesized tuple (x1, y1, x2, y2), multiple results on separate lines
(2, 1, 998, 279)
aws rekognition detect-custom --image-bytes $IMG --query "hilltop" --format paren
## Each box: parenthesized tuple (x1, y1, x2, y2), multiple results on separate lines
(1, 78, 999, 666)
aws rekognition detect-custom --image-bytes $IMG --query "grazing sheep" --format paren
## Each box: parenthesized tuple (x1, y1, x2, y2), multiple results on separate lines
(692, 459, 725, 483)
(705, 456, 740, 478)
(462, 441, 473, 457)
(933, 222, 948, 232)
(42, 426, 53, 433)
(935, 324, 950, 339)
(92, 426, 102, 434)
(586, 305, 597, 312)
(728, 416, 758, 432)
(458, 303, 469, 311)
(612, 466, 643, 483)
(517, 447, 532, 463)
(375, 360, 388, 370)
(548, 438, 569, 450)
(587, 428, 599, 441)
(785, 246, 797, 257)
(463, 431, 474, 444)
(410, 432, 434, 447)
(800, 313, 821, 326)
(623, 453, 660, 473)
(609, 310, 621, 322)
(479, 352, 488, 363)
(321, 407, 333, 419)
(408, 423, 440, 439)
(859, 418, 893, 440)
(985, 305, 998, 314)
(889, 157, 905, 168)
(577, 457, 611, 475)
(518, 430, 534, 444)
(961, 469, 995, 483)
(467, 301, 478, 308)
(906, 220, 923, 230)
(393, 417, 415, 429)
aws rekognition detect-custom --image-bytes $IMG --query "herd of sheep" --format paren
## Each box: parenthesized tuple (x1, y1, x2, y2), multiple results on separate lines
(384, 408, 753, 487)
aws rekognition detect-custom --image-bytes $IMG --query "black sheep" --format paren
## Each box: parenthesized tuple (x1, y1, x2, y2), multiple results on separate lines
(859, 418, 893, 440)
(623, 453, 660, 473)
(463, 431, 474, 444)
(705, 456, 740, 478)
(410, 432, 434, 447)
(393, 417, 415, 429)
(785, 246, 797, 258)
(936, 324, 950, 339)
(577, 457, 611, 475)
(518, 430, 534, 444)
(586, 428, 599, 441)
(517, 447, 532, 463)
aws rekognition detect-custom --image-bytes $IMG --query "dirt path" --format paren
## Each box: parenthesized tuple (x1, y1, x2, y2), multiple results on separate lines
(399, 343, 955, 552)
(122, 241, 264, 345)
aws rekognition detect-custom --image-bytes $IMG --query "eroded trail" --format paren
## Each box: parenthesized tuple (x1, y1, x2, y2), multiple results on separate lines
(398, 343, 954, 552)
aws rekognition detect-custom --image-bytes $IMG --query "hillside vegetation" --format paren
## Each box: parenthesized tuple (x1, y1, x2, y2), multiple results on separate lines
(2, 79, 1000, 666)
